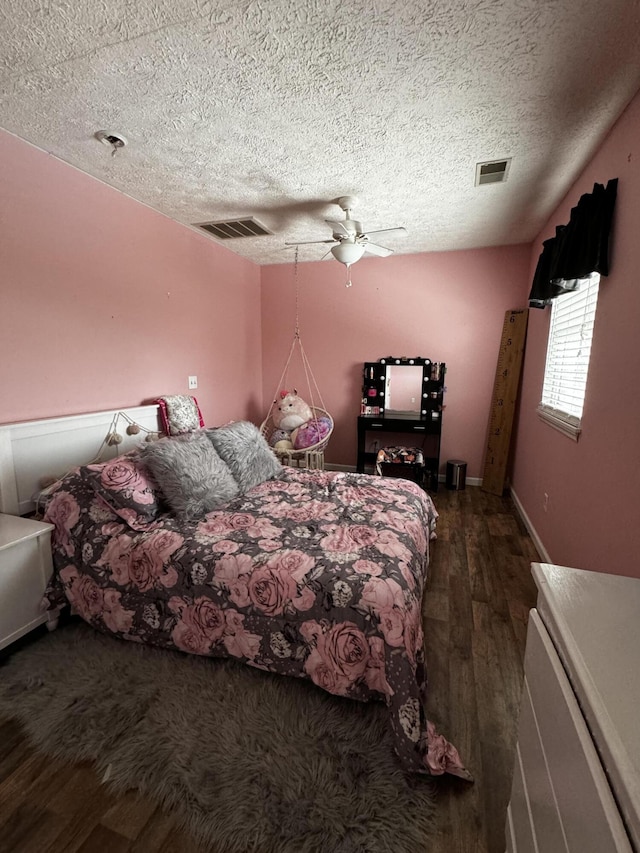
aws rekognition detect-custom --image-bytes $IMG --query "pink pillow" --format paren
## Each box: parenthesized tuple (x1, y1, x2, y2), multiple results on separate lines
(293, 417, 332, 450)
(82, 454, 161, 529)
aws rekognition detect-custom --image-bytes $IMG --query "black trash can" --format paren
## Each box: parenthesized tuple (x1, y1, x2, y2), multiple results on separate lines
(446, 459, 467, 490)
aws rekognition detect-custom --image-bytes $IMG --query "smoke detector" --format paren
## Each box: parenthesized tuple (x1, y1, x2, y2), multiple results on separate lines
(95, 130, 128, 154)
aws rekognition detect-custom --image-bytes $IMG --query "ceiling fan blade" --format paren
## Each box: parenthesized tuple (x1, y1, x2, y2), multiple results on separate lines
(285, 239, 336, 246)
(363, 242, 393, 258)
(363, 227, 407, 237)
(325, 219, 352, 237)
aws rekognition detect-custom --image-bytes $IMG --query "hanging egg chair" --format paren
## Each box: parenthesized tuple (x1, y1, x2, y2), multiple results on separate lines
(260, 249, 334, 468)
(260, 390, 334, 468)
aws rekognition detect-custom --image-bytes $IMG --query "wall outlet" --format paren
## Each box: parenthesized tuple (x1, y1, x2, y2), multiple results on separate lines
(188, 376, 198, 390)
(543, 492, 549, 512)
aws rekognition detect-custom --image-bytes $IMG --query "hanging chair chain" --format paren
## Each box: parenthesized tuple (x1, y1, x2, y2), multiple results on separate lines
(294, 245, 300, 340)
(262, 246, 328, 431)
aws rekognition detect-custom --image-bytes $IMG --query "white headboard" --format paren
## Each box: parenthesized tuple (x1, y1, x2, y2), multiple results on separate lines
(0, 405, 162, 516)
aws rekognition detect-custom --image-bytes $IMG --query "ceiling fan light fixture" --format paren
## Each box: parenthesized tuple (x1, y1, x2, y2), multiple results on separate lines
(331, 242, 366, 265)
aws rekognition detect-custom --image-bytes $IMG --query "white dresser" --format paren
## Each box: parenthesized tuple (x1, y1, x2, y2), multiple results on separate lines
(506, 563, 640, 853)
(0, 513, 56, 650)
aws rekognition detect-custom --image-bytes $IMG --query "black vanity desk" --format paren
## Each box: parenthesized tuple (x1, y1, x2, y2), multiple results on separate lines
(356, 413, 443, 491)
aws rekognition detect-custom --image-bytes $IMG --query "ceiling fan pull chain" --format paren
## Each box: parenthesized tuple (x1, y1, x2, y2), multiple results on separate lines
(345, 264, 353, 288)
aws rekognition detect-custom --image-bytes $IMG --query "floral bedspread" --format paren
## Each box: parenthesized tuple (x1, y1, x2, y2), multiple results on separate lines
(43, 467, 468, 779)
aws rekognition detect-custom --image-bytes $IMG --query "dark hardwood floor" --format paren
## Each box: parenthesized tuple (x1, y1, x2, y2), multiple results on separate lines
(424, 486, 540, 853)
(0, 486, 539, 853)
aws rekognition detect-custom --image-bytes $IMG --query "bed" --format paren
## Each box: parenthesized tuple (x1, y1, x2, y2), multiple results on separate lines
(1, 406, 468, 780)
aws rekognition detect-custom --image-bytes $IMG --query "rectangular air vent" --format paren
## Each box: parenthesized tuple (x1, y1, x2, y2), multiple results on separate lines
(195, 218, 272, 239)
(475, 158, 512, 186)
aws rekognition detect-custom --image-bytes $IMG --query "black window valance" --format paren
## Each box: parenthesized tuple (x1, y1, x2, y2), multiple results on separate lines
(528, 178, 618, 308)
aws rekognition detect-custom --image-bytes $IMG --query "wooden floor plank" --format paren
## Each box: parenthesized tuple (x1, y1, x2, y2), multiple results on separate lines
(155, 824, 205, 853)
(422, 587, 449, 623)
(100, 788, 158, 841)
(44, 765, 120, 853)
(127, 808, 179, 853)
(0, 718, 25, 769)
(22, 761, 78, 811)
(0, 724, 35, 789)
(0, 487, 539, 853)
(76, 823, 133, 853)
(0, 747, 51, 827)
(472, 601, 521, 853)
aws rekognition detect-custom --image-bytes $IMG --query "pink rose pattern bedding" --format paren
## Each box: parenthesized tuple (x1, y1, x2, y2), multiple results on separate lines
(43, 466, 468, 779)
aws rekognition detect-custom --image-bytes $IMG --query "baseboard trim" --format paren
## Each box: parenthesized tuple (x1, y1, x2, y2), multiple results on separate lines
(439, 475, 483, 487)
(510, 487, 552, 563)
(467, 478, 483, 487)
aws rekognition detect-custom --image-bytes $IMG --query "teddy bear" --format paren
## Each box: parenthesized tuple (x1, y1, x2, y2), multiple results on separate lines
(269, 390, 313, 450)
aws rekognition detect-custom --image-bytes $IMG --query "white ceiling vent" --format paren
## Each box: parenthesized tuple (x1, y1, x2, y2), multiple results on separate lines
(475, 158, 512, 186)
(195, 218, 272, 239)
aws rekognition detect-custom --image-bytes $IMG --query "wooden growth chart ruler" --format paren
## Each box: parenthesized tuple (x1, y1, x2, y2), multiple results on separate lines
(481, 309, 529, 495)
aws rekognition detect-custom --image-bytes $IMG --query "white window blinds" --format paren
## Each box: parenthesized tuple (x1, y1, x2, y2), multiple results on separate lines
(539, 273, 600, 436)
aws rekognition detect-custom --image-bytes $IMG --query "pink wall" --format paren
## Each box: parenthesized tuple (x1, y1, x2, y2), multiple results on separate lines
(14, 108, 636, 579)
(0, 130, 263, 428)
(261, 245, 530, 474)
(512, 91, 640, 578)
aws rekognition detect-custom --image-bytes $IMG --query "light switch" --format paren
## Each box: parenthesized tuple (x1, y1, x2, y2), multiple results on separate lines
(188, 376, 198, 389)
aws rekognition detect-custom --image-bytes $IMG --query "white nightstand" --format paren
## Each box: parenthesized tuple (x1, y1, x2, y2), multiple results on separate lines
(0, 513, 59, 650)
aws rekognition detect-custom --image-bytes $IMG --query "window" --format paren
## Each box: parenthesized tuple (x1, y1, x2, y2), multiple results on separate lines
(538, 273, 600, 440)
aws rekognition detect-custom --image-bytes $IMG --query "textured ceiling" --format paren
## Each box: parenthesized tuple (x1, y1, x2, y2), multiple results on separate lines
(2, 0, 640, 265)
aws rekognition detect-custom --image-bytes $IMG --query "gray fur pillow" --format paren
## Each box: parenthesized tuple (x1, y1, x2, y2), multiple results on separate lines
(140, 432, 239, 520)
(206, 421, 281, 493)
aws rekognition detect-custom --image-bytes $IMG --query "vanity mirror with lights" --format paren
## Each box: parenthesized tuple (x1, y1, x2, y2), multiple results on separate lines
(357, 357, 446, 490)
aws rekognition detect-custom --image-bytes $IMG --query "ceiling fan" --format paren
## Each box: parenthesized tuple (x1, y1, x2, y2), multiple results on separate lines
(286, 196, 407, 269)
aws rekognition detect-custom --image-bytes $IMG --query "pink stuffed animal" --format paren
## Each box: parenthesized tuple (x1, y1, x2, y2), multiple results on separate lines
(270, 390, 313, 448)
(272, 390, 312, 432)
